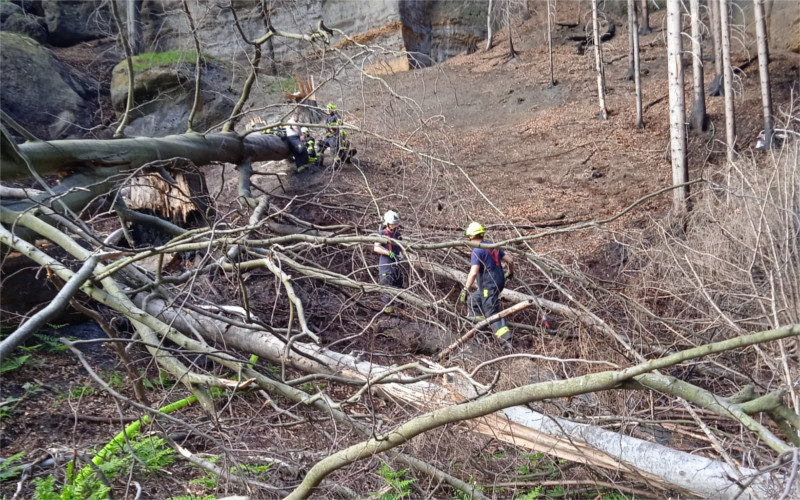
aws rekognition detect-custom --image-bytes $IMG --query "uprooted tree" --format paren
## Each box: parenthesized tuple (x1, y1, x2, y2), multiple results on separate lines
(1, 3, 799, 500)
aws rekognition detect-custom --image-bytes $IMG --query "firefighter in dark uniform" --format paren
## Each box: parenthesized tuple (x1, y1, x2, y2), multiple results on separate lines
(459, 222, 514, 346)
(373, 210, 405, 313)
(335, 129, 357, 165)
(317, 103, 341, 166)
(296, 127, 318, 172)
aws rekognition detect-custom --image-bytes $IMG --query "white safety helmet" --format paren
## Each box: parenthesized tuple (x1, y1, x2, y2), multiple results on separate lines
(383, 210, 400, 225)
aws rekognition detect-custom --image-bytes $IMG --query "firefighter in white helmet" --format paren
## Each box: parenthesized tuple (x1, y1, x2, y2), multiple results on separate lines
(459, 222, 514, 346)
(373, 210, 405, 313)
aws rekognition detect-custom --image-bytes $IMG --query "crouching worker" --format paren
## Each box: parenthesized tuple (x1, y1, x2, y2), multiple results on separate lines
(373, 210, 405, 314)
(296, 127, 318, 172)
(335, 130, 357, 166)
(459, 222, 514, 347)
(284, 113, 309, 172)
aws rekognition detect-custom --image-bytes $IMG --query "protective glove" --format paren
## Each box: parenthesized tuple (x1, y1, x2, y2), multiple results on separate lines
(387, 251, 396, 260)
(504, 272, 514, 281)
(459, 289, 468, 303)
(396, 254, 407, 262)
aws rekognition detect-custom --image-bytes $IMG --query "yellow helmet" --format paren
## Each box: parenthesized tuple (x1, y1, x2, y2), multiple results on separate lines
(327, 103, 336, 110)
(465, 222, 485, 238)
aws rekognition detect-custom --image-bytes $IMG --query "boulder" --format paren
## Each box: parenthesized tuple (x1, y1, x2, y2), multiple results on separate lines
(43, 0, 113, 47)
(0, 2, 47, 43)
(0, 32, 96, 139)
(110, 53, 238, 137)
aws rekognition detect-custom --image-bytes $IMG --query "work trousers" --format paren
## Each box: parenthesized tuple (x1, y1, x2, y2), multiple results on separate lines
(467, 269, 511, 343)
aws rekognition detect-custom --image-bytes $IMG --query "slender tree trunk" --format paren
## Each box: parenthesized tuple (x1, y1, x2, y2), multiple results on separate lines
(626, 0, 634, 81)
(591, 0, 608, 120)
(125, 0, 143, 55)
(639, 0, 652, 35)
(263, 1, 278, 76)
(486, 0, 494, 50)
(688, 0, 708, 131)
(708, 0, 724, 96)
(506, 1, 518, 60)
(628, 0, 644, 128)
(667, 0, 688, 213)
(720, 0, 736, 163)
(753, 0, 774, 147)
(547, 0, 555, 85)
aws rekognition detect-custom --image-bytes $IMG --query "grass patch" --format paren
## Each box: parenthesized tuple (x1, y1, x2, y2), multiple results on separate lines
(128, 50, 200, 72)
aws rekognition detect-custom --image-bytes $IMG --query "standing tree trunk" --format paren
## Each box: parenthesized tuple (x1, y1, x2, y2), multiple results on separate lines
(506, 1, 518, 60)
(592, 0, 608, 120)
(486, 0, 494, 50)
(688, 0, 708, 131)
(753, 0, 774, 148)
(667, 0, 688, 213)
(125, 0, 143, 55)
(260, 0, 278, 76)
(639, 0, 652, 35)
(719, 0, 736, 163)
(627, 0, 644, 128)
(546, 0, 555, 85)
(708, 0, 724, 96)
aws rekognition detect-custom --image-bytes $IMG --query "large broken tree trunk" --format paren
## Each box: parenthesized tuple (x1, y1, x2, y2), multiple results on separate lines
(136, 295, 788, 499)
(0, 132, 292, 221)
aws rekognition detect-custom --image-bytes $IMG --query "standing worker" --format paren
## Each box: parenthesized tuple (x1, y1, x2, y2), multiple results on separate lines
(374, 210, 405, 314)
(284, 112, 308, 172)
(459, 222, 514, 346)
(317, 103, 342, 166)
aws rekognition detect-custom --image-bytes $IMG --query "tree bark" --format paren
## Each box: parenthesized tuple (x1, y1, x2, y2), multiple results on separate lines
(720, 0, 737, 163)
(125, 0, 143, 55)
(546, 0, 555, 86)
(506, 1, 518, 60)
(753, 0, 774, 148)
(667, 0, 688, 213)
(0, 132, 289, 181)
(639, 0, 652, 35)
(708, 0, 725, 96)
(591, 0, 608, 120)
(688, 0, 708, 132)
(486, 0, 494, 50)
(628, 0, 644, 128)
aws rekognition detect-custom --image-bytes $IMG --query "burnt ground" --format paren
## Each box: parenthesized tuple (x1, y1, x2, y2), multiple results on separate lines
(2, 4, 799, 499)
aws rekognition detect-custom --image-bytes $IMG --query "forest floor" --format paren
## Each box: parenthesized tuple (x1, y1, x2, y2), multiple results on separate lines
(2, 4, 799, 499)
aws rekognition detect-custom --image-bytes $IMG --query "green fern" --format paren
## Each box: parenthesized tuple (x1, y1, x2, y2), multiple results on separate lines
(0, 354, 31, 373)
(515, 485, 542, 499)
(374, 461, 415, 500)
(0, 451, 26, 482)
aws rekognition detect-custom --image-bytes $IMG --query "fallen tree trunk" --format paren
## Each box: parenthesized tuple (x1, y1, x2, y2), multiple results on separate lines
(138, 295, 790, 498)
(0, 132, 290, 181)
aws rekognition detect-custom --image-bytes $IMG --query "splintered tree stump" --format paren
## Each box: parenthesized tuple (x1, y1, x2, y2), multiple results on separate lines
(125, 163, 213, 248)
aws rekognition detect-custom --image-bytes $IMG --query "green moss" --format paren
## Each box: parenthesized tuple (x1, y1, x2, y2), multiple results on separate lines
(128, 50, 200, 72)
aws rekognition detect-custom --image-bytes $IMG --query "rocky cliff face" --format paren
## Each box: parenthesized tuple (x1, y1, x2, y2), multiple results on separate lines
(142, 0, 488, 68)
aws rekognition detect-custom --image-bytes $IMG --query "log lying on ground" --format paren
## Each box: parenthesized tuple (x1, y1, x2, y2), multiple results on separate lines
(138, 296, 786, 499)
(0, 132, 290, 181)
